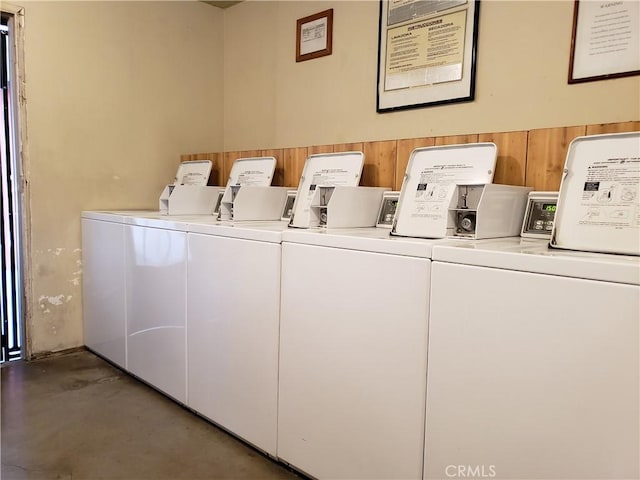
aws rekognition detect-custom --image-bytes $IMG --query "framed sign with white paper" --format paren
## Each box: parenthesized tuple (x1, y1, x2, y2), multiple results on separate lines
(376, 0, 480, 112)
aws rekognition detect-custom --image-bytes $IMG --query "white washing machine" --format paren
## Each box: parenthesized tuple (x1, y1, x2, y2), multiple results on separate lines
(122, 214, 199, 404)
(82, 211, 132, 368)
(278, 227, 459, 480)
(82, 210, 179, 366)
(82, 210, 287, 453)
(425, 238, 640, 479)
(185, 220, 290, 457)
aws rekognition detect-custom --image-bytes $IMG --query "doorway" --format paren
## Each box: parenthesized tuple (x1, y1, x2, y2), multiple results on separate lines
(1, 10, 25, 363)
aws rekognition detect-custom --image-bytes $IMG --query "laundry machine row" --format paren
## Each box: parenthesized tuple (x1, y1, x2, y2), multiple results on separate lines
(82, 211, 454, 476)
(83, 211, 639, 480)
(82, 133, 640, 479)
(82, 211, 289, 457)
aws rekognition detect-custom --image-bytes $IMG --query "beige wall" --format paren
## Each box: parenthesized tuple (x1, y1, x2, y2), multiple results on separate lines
(14, 0, 640, 355)
(19, 1, 224, 355)
(223, 0, 640, 151)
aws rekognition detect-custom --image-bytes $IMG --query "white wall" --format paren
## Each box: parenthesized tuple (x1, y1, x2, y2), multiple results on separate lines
(223, 0, 640, 150)
(18, 1, 224, 355)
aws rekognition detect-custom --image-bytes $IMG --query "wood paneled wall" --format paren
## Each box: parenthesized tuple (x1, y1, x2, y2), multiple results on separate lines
(181, 121, 640, 191)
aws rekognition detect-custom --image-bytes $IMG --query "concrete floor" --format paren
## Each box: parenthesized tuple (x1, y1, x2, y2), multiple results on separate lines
(1, 350, 302, 480)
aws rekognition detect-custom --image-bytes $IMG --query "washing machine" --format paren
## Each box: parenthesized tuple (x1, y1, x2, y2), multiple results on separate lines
(185, 220, 290, 457)
(82, 211, 133, 368)
(82, 210, 183, 368)
(122, 213, 200, 404)
(278, 227, 462, 479)
(424, 237, 639, 479)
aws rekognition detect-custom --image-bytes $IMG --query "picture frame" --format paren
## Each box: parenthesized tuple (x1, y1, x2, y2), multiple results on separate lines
(376, 0, 480, 113)
(568, 0, 640, 84)
(296, 9, 333, 63)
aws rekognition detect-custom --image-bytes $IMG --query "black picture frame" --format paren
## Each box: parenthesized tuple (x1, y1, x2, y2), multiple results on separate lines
(376, 0, 480, 113)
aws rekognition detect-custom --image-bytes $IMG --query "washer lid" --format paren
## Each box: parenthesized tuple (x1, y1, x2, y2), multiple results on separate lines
(289, 152, 364, 228)
(174, 160, 212, 186)
(123, 214, 193, 231)
(225, 157, 276, 187)
(82, 210, 156, 223)
(392, 142, 497, 238)
(551, 132, 640, 256)
(187, 221, 289, 243)
(433, 237, 640, 285)
(282, 227, 464, 258)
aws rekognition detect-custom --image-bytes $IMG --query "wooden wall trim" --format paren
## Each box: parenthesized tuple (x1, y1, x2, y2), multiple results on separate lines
(181, 121, 639, 192)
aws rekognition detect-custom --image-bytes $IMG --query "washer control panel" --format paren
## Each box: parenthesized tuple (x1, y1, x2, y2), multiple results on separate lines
(377, 191, 400, 228)
(281, 190, 297, 221)
(521, 192, 559, 238)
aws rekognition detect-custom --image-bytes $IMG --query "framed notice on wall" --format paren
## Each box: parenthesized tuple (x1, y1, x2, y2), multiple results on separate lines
(568, 0, 640, 83)
(296, 9, 334, 62)
(376, 0, 480, 113)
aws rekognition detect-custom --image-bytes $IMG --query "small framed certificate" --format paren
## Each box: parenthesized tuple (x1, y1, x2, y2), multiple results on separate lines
(568, 0, 640, 83)
(296, 9, 333, 62)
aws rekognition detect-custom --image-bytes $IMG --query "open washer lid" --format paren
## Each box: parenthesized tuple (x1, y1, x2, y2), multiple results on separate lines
(550, 132, 640, 256)
(174, 160, 212, 186)
(225, 156, 276, 187)
(289, 152, 364, 228)
(218, 157, 278, 219)
(392, 142, 497, 238)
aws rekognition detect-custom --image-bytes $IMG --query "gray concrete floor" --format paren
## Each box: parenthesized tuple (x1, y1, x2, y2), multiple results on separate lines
(1, 350, 302, 480)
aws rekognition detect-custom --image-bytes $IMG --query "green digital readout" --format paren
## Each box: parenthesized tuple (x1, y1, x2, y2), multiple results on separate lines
(542, 203, 557, 212)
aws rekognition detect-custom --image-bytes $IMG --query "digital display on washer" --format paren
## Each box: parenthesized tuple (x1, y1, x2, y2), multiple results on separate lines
(521, 194, 559, 238)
